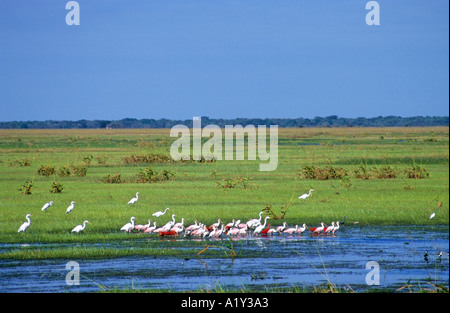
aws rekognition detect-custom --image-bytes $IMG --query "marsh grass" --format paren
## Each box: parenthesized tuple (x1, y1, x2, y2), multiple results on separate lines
(0, 127, 448, 256)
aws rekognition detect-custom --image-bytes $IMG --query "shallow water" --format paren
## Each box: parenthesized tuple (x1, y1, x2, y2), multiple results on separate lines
(0, 225, 448, 292)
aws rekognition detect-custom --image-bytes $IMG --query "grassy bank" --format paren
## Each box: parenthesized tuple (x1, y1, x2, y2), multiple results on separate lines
(0, 127, 448, 252)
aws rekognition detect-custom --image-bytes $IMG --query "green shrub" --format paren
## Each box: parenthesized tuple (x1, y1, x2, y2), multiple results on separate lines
(20, 181, 33, 195)
(50, 181, 64, 193)
(37, 165, 55, 177)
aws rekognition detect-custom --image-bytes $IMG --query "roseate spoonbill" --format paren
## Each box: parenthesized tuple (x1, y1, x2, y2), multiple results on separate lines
(430, 212, 435, 219)
(299, 189, 314, 200)
(296, 224, 307, 234)
(275, 222, 287, 233)
(135, 219, 151, 231)
(254, 216, 270, 235)
(324, 222, 335, 233)
(120, 216, 136, 232)
(185, 220, 200, 232)
(72, 220, 90, 233)
(173, 218, 185, 229)
(65, 201, 75, 214)
(267, 228, 277, 235)
(310, 222, 325, 233)
(332, 221, 340, 234)
(144, 222, 157, 233)
(128, 192, 139, 205)
(18, 214, 32, 233)
(41, 201, 53, 212)
(235, 220, 247, 228)
(283, 225, 299, 234)
(225, 219, 235, 230)
(209, 219, 222, 230)
(152, 208, 170, 218)
(227, 227, 240, 236)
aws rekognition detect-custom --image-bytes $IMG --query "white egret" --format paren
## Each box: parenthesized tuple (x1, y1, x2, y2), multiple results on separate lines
(41, 201, 54, 212)
(120, 216, 136, 232)
(65, 201, 75, 214)
(18, 214, 32, 233)
(72, 220, 90, 233)
(299, 189, 314, 200)
(253, 216, 270, 235)
(128, 192, 139, 205)
(152, 208, 170, 218)
(430, 212, 436, 220)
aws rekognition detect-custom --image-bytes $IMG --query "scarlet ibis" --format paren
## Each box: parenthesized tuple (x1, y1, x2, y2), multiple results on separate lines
(128, 192, 139, 204)
(18, 214, 32, 233)
(275, 222, 287, 233)
(153, 208, 170, 218)
(254, 216, 270, 235)
(259, 223, 271, 235)
(72, 220, 90, 233)
(283, 225, 299, 234)
(159, 230, 178, 236)
(299, 189, 314, 200)
(121, 217, 136, 232)
(65, 201, 75, 214)
(41, 201, 53, 212)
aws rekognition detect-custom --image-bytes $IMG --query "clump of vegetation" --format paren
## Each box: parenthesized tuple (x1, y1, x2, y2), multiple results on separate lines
(20, 181, 33, 195)
(134, 168, 175, 183)
(71, 165, 88, 177)
(122, 154, 173, 164)
(299, 165, 348, 180)
(9, 158, 32, 167)
(50, 181, 64, 193)
(216, 175, 259, 189)
(57, 166, 71, 177)
(371, 165, 399, 179)
(404, 164, 429, 179)
(37, 165, 56, 177)
(96, 155, 108, 165)
(82, 155, 94, 165)
(353, 164, 371, 180)
(102, 174, 124, 184)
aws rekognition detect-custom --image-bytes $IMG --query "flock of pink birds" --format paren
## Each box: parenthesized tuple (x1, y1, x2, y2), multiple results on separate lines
(121, 211, 341, 238)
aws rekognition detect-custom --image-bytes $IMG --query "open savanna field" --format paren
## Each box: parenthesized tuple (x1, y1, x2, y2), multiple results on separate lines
(0, 127, 448, 258)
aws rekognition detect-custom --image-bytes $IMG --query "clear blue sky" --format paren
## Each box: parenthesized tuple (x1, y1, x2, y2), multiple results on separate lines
(0, 0, 448, 122)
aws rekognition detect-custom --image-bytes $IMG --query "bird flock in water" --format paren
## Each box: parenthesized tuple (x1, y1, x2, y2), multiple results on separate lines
(17, 188, 437, 239)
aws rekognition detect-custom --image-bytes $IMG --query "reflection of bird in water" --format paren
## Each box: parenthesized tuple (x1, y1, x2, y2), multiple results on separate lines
(197, 259, 208, 269)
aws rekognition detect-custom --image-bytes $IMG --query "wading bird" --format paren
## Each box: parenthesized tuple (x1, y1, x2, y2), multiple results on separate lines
(332, 221, 340, 234)
(65, 201, 75, 214)
(41, 201, 54, 212)
(254, 216, 270, 235)
(275, 222, 287, 233)
(246, 212, 263, 229)
(299, 189, 314, 200)
(18, 214, 32, 233)
(72, 220, 90, 233)
(324, 222, 335, 234)
(128, 192, 139, 205)
(310, 222, 325, 233)
(296, 223, 307, 234)
(283, 225, 299, 235)
(135, 219, 152, 231)
(152, 208, 170, 218)
(120, 216, 136, 233)
(430, 212, 436, 220)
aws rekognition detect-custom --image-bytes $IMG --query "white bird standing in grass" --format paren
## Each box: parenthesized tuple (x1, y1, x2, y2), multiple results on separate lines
(66, 201, 75, 214)
(121, 216, 136, 232)
(128, 192, 139, 205)
(41, 201, 53, 212)
(72, 220, 90, 233)
(152, 208, 170, 218)
(430, 212, 436, 220)
(299, 189, 314, 200)
(18, 214, 32, 233)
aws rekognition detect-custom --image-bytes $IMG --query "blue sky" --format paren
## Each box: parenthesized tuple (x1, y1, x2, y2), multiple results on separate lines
(0, 0, 448, 121)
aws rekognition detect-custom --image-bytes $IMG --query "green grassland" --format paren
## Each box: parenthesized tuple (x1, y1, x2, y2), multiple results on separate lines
(0, 127, 448, 251)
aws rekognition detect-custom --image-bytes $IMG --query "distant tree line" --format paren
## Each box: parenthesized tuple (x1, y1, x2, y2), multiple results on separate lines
(0, 116, 448, 129)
